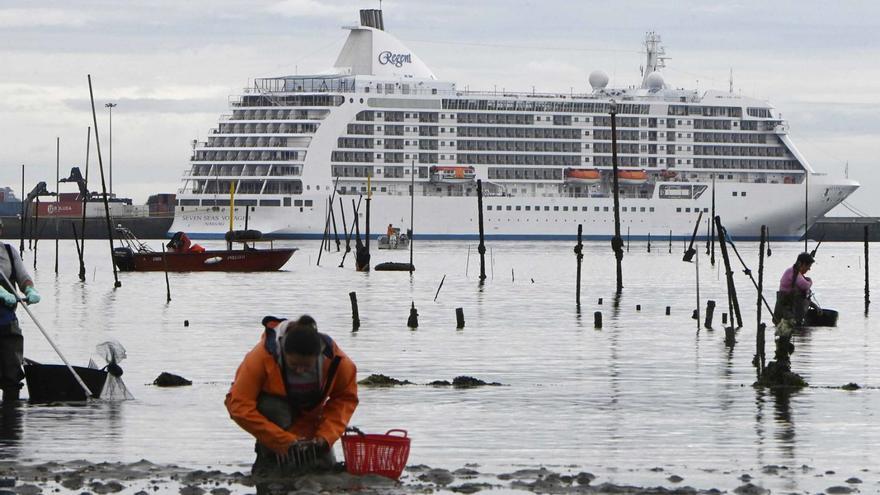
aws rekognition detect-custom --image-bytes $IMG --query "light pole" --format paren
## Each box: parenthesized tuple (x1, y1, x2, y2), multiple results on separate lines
(105, 102, 117, 197)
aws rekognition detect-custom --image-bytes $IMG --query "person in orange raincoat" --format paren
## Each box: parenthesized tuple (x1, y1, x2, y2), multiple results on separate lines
(225, 315, 358, 480)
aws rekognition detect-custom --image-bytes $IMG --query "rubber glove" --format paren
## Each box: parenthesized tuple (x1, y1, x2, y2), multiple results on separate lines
(24, 286, 40, 305)
(0, 287, 16, 307)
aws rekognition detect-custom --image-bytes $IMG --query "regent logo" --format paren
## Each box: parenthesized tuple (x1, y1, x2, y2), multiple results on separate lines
(378, 51, 412, 67)
(47, 204, 74, 215)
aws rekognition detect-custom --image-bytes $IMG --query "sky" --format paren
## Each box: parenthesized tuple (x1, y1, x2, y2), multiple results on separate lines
(1, 0, 878, 215)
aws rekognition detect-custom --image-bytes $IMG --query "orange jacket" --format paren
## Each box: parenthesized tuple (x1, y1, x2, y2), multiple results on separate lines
(225, 318, 358, 454)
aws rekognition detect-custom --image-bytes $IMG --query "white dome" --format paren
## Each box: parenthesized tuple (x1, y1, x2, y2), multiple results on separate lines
(646, 71, 665, 91)
(588, 70, 609, 90)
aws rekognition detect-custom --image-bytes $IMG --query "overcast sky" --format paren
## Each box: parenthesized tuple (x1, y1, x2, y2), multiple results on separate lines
(1, 0, 878, 215)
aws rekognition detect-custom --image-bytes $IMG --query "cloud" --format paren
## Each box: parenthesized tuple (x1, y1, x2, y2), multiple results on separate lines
(266, 0, 353, 19)
(0, 8, 91, 28)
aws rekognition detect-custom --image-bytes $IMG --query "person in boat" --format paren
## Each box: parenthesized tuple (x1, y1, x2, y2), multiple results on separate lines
(225, 315, 358, 484)
(386, 223, 394, 239)
(0, 219, 40, 403)
(773, 252, 816, 325)
(166, 231, 206, 254)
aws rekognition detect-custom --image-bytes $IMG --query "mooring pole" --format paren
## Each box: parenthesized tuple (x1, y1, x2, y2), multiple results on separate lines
(338, 196, 361, 268)
(87, 74, 121, 288)
(575, 224, 583, 307)
(161, 244, 171, 303)
(409, 159, 415, 274)
(71, 222, 83, 280)
(647, 232, 651, 253)
(19, 165, 25, 255)
(330, 197, 340, 252)
(683, 211, 704, 262)
(668, 230, 672, 254)
(710, 175, 716, 266)
(715, 216, 742, 329)
(865, 225, 871, 311)
(365, 175, 371, 270)
(757, 225, 767, 374)
(79, 126, 91, 281)
(54, 137, 59, 275)
(804, 172, 809, 253)
(477, 179, 487, 283)
(609, 101, 624, 292)
(695, 249, 701, 330)
(434, 274, 446, 302)
(33, 197, 39, 270)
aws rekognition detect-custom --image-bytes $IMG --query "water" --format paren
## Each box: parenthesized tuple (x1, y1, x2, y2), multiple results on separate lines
(3, 237, 880, 492)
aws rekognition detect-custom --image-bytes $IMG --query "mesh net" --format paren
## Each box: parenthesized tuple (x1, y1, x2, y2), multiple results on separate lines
(89, 340, 134, 401)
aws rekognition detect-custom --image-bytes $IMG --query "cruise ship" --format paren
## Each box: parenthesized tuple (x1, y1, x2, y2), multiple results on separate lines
(171, 9, 858, 240)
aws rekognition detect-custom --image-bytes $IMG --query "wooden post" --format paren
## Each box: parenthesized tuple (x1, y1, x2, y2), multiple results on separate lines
(434, 274, 446, 302)
(330, 197, 340, 252)
(715, 216, 743, 329)
(804, 172, 809, 253)
(594, 311, 602, 329)
(407, 302, 418, 329)
(455, 308, 465, 329)
(349, 291, 360, 331)
(647, 233, 651, 253)
(866, 225, 871, 310)
(609, 102, 624, 292)
(365, 176, 371, 270)
(575, 224, 583, 307)
(695, 249, 701, 330)
(704, 300, 715, 329)
(477, 179, 487, 283)
(757, 225, 767, 374)
(161, 244, 171, 303)
(668, 230, 672, 254)
(626, 226, 630, 252)
(71, 222, 83, 280)
(465, 245, 470, 277)
(665, 306, 671, 315)
(87, 74, 121, 288)
(338, 196, 361, 268)
(244, 204, 250, 231)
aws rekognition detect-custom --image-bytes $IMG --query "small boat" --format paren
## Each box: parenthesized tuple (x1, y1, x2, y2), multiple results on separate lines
(112, 228, 296, 272)
(564, 168, 601, 184)
(429, 166, 476, 183)
(374, 262, 415, 271)
(617, 170, 649, 185)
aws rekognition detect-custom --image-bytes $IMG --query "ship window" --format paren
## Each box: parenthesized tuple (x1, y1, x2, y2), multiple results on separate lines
(304, 200, 313, 207)
(650, 207, 655, 212)
(685, 208, 691, 212)
(603, 207, 609, 212)
(284, 197, 291, 207)
(432, 89, 437, 95)
(703, 208, 709, 212)
(640, 207, 646, 212)
(582, 206, 588, 211)
(360, 98, 364, 104)
(506, 206, 512, 211)
(515, 206, 521, 211)
(525, 206, 531, 211)
(544, 206, 550, 211)
(260, 199, 281, 207)
(486, 205, 492, 211)
(294, 200, 303, 206)
(563, 206, 568, 211)
(349, 98, 353, 103)
(676, 208, 682, 212)
(534, 206, 540, 211)
(741, 192, 747, 196)
(622, 207, 627, 212)
(553, 206, 559, 211)
(381, 187, 387, 192)
(594, 207, 600, 212)
(732, 192, 738, 196)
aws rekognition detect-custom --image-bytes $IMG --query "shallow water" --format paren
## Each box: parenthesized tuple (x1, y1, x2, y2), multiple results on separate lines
(2, 237, 879, 492)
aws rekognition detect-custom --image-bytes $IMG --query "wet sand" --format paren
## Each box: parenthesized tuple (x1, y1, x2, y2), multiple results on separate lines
(0, 460, 871, 494)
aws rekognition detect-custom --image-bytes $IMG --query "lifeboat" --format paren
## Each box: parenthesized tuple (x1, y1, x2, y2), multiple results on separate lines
(564, 168, 601, 184)
(659, 169, 677, 180)
(616, 170, 648, 185)
(430, 166, 476, 183)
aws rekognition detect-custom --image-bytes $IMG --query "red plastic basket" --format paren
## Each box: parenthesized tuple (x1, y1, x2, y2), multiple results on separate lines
(341, 428, 411, 480)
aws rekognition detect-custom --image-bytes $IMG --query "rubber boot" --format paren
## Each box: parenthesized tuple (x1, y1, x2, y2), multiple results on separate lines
(2, 388, 20, 406)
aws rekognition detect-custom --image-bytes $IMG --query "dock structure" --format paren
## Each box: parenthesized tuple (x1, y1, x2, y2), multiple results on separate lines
(807, 217, 880, 242)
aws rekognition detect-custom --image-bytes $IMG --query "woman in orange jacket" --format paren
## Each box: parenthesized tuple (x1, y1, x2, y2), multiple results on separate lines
(225, 315, 358, 477)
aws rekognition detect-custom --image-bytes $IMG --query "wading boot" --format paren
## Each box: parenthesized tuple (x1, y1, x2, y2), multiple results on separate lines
(1, 388, 20, 406)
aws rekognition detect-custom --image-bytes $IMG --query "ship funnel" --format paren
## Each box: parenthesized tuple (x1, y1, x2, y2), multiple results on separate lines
(360, 9, 384, 30)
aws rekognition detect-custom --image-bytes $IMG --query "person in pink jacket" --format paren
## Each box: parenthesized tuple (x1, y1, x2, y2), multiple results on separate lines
(774, 252, 814, 324)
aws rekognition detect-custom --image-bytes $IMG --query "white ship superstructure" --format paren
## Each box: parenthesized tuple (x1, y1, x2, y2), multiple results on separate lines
(172, 10, 858, 240)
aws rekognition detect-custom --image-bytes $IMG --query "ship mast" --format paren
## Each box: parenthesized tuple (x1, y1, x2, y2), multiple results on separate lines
(640, 32, 667, 89)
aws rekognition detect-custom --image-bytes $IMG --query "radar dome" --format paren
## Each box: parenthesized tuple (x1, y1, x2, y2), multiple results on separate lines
(646, 71, 665, 91)
(589, 70, 609, 90)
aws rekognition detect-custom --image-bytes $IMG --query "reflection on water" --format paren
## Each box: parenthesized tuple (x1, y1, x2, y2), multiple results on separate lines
(0, 239, 878, 491)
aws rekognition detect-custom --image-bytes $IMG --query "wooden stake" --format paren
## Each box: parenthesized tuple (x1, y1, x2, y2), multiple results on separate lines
(434, 274, 446, 302)
(349, 291, 360, 331)
(161, 244, 171, 303)
(609, 102, 624, 292)
(477, 179, 486, 283)
(575, 224, 583, 307)
(715, 215, 743, 329)
(757, 225, 767, 374)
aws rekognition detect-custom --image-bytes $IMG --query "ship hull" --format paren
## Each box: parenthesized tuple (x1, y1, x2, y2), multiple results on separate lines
(171, 176, 857, 241)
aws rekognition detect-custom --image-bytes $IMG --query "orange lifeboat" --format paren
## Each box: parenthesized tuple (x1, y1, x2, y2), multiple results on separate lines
(564, 168, 601, 184)
(430, 166, 476, 183)
(617, 170, 648, 185)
